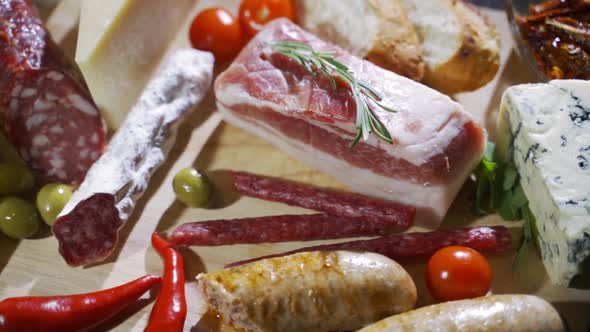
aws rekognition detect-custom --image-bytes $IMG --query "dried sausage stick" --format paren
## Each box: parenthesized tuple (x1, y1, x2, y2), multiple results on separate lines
(226, 226, 512, 268)
(53, 49, 214, 266)
(170, 213, 402, 246)
(231, 171, 416, 231)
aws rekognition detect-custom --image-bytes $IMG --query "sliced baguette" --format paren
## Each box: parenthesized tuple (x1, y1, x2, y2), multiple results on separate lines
(400, 0, 500, 94)
(295, 0, 425, 81)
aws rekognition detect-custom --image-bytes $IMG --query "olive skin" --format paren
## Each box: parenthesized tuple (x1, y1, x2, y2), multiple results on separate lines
(36, 183, 73, 225)
(0, 163, 34, 195)
(0, 197, 41, 239)
(173, 167, 214, 208)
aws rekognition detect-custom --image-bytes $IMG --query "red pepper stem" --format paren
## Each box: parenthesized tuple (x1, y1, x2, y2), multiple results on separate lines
(0, 275, 161, 332)
(145, 233, 187, 332)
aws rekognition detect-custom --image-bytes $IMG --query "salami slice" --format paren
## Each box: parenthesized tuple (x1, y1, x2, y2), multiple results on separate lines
(225, 226, 512, 268)
(0, 0, 105, 184)
(53, 193, 122, 265)
(170, 213, 401, 246)
(231, 171, 416, 231)
(53, 49, 214, 267)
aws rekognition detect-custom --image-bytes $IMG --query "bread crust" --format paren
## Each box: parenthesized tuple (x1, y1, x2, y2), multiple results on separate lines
(423, 0, 500, 94)
(294, 0, 425, 81)
(295, 0, 499, 93)
(365, 0, 425, 80)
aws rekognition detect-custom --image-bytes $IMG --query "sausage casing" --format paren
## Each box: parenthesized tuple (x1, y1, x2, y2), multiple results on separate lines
(357, 294, 565, 332)
(197, 251, 417, 332)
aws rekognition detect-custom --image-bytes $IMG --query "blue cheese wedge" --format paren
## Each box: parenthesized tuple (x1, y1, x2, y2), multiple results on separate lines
(498, 79, 590, 288)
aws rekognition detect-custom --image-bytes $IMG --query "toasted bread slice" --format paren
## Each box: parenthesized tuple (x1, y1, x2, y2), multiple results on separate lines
(444, 1, 501, 92)
(401, 0, 500, 94)
(295, 0, 425, 81)
(400, 0, 500, 94)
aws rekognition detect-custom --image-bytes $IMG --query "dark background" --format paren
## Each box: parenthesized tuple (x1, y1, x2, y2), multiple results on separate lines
(472, 0, 504, 9)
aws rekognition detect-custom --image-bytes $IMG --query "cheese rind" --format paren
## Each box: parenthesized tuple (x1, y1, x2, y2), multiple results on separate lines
(498, 79, 590, 288)
(75, 0, 193, 129)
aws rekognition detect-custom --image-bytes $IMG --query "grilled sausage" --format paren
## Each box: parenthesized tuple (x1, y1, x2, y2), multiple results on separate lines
(357, 294, 565, 332)
(196, 251, 417, 332)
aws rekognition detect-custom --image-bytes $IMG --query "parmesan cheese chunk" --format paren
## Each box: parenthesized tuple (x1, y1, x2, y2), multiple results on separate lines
(75, 0, 194, 129)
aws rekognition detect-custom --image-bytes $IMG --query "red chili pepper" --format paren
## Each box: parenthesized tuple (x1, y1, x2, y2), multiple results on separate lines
(145, 233, 187, 332)
(0, 275, 160, 332)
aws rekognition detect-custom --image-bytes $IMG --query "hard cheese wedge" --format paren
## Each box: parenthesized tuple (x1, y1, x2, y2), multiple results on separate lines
(75, 0, 193, 129)
(498, 79, 590, 288)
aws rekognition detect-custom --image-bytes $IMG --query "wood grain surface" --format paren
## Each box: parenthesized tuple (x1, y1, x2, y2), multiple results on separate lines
(1, 1, 589, 331)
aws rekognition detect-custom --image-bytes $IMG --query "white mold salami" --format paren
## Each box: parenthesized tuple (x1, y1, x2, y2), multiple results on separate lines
(53, 49, 214, 266)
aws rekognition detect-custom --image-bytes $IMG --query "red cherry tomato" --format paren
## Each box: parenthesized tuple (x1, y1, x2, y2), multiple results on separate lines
(189, 7, 243, 63)
(239, 0, 295, 38)
(426, 246, 492, 302)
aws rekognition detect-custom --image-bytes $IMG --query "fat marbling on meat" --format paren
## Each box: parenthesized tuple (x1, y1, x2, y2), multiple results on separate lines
(214, 19, 486, 228)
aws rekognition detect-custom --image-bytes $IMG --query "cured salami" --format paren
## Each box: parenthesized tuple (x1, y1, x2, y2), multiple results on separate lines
(0, 0, 106, 184)
(53, 193, 121, 265)
(231, 171, 416, 231)
(225, 226, 512, 268)
(170, 214, 401, 246)
(53, 49, 214, 266)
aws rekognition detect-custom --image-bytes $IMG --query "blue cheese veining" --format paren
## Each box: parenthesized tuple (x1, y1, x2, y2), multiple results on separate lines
(498, 79, 590, 288)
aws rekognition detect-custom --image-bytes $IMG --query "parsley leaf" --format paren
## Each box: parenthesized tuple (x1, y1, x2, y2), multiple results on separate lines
(471, 141, 536, 268)
(513, 204, 535, 270)
(472, 142, 498, 215)
(502, 166, 518, 191)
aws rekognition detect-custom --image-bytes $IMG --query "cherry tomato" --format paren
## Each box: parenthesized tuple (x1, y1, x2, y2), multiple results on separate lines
(189, 7, 243, 63)
(239, 0, 295, 38)
(426, 246, 492, 302)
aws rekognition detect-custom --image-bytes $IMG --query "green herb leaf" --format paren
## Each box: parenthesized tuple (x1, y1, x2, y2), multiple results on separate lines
(502, 166, 518, 191)
(271, 41, 397, 148)
(513, 204, 535, 271)
(472, 142, 498, 214)
(471, 141, 535, 269)
(473, 179, 490, 215)
(498, 189, 518, 220)
(484, 141, 496, 161)
(511, 184, 528, 209)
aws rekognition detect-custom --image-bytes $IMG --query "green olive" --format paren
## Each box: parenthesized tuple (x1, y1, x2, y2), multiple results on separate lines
(0, 197, 41, 239)
(173, 167, 213, 208)
(0, 132, 25, 165)
(0, 163, 34, 195)
(36, 183, 73, 225)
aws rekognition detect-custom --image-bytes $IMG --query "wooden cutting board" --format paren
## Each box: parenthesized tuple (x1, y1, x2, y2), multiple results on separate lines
(1, 1, 589, 331)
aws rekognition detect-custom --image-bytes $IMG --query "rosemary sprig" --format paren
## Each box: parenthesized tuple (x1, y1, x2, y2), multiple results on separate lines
(271, 41, 397, 148)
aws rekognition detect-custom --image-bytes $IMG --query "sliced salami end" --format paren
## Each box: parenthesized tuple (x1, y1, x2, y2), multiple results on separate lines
(53, 193, 122, 267)
(231, 171, 416, 231)
(170, 214, 402, 246)
(3, 69, 106, 184)
(225, 226, 512, 268)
